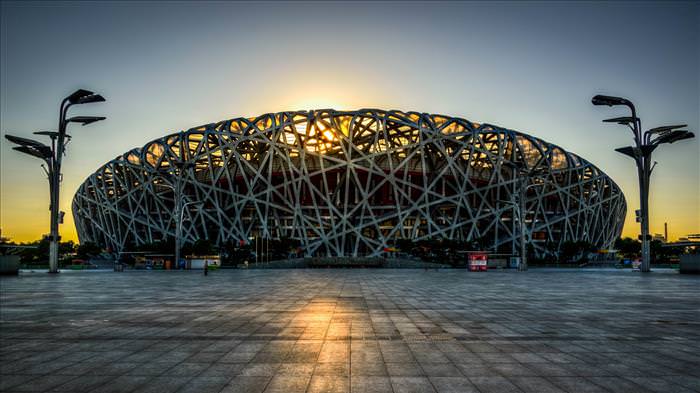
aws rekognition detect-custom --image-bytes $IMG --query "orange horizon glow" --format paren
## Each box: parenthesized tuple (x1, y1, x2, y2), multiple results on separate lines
(1, 185, 696, 244)
(2, 218, 696, 244)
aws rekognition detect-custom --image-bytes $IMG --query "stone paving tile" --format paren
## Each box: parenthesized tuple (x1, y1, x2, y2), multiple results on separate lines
(51, 375, 117, 392)
(428, 376, 479, 393)
(237, 363, 279, 377)
(665, 376, 700, 391)
(85, 375, 151, 392)
(95, 362, 142, 376)
(350, 362, 388, 377)
(187, 351, 226, 363)
(587, 376, 655, 393)
(220, 376, 271, 393)
(135, 376, 192, 393)
(623, 376, 695, 393)
(8, 375, 78, 392)
(390, 376, 437, 393)
(550, 376, 611, 393)
(350, 376, 392, 393)
(0, 375, 36, 391)
(489, 363, 535, 377)
(271, 362, 315, 377)
(165, 361, 211, 377)
(455, 363, 502, 377)
(306, 375, 349, 393)
(262, 375, 310, 393)
(526, 361, 574, 377)
(1, 269, 699, 393)
(386, 362, 424, 377)
(177, 376, 231, 393)
(509, 376, 567, 393)
(419, 362, 463, 377)
(468, 376, 524, 393)
(313, 362, 349, 377)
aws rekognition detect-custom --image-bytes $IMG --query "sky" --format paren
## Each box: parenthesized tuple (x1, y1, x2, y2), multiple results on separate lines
(1, 1, 698, 243)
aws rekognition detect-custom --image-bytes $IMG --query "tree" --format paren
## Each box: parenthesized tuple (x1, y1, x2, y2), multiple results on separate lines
(559, 240, 592, 263)
(269, 237, 300, 259)
(0, 235, 15, 256)
(559, 241, 579, 263)
(615, 237, 641, 259)
(59, 241, 76, 255)
(395, 238, 413, 253)
(76, 242, 102, 259)
(649, 240, 684, 264)
(220, 239, 254, 267)
(14, 237, 75, 265)
(136, 239, 175, 254)
(183, 239, 216, 256)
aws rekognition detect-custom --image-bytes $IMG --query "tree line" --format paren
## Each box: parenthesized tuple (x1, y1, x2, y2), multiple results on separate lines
(0, 234, 689, 267)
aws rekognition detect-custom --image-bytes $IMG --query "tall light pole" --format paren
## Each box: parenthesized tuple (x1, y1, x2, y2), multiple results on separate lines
(155, 161, 195, 268)
(592, 95, 694, 272)
(5, 89, 105, 273)
(518, 176, 527, 271)
(499, 168, 548, 271)
(175, 200, 201, 267)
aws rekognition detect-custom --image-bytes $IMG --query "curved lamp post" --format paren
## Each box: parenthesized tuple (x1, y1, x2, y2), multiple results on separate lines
(4, 89, 105, 273)
(592, 95, 694, 272)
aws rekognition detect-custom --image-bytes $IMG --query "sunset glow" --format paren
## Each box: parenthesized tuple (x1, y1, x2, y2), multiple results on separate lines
(1, 2, 697, 243)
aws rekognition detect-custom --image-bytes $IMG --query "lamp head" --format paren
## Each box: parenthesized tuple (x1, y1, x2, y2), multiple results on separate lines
(672, 131, 695, 143)
(12, 145, 52, 161)
(646, 124, 687, 134)
(66, 89, 95, 104)
(76, 94, 105, 104)
(592, 95, 630, 107)
(614, 146, 638, 159)
(5, 134, 50, 149)
(67, 116, 106, 126)
(602, 116, 637, 125)
(653, 130, 694, 145)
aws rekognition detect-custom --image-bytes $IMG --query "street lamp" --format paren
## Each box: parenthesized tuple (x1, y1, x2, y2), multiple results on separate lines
(154, 161, 195, 268)
(592, 94, 695, 272)
(5, 89, 105, 273)
(499, 162, 549, 271)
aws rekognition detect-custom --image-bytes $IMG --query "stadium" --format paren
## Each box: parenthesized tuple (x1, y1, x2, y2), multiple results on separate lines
(73, 109, 626, 258)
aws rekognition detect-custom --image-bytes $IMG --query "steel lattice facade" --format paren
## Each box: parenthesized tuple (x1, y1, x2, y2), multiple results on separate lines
(73, 109, 626, 257)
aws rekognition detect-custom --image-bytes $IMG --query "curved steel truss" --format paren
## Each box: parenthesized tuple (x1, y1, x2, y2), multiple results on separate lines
(73, 109, 626, 257)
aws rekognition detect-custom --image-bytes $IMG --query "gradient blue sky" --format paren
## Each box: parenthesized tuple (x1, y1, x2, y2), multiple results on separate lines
(1, 1, 698, 242)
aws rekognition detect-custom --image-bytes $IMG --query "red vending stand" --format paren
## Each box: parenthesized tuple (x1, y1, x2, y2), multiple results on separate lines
(468, 253, 488, 271)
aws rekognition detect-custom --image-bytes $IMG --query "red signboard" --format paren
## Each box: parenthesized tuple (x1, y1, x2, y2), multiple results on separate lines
(468, 252, 488, 272)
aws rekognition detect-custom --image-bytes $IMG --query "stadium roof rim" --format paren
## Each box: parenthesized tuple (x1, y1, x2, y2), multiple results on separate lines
(89, 108, 609, 183)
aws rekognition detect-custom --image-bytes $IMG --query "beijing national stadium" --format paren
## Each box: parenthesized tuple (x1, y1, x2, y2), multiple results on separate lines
(72, 109, 626, 257)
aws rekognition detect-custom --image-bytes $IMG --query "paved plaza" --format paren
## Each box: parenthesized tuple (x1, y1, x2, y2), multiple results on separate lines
(1, 269, 699, 393)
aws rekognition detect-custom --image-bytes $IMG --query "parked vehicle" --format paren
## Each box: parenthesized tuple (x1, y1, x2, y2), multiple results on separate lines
(69, 259, 98, 269)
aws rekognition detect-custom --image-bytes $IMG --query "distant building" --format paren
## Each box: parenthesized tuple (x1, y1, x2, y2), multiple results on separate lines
(653, 234, 666, 243)
(73, 109, 626, 257)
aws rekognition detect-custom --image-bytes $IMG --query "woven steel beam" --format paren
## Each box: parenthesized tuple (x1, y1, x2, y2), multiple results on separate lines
(73, 109, 626, 257)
